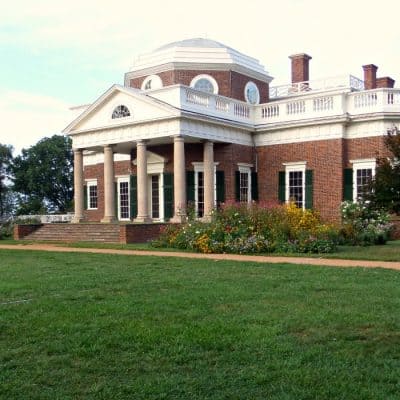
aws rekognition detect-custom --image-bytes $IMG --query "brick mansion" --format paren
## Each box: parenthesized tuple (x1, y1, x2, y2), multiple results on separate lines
(63, 38, 399, 224)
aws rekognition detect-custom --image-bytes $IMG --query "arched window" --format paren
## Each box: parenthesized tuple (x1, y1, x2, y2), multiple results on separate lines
(141, 75, 163, 91)
(244, 81, 260, 105)
(112, 105, 131, 119)
(190, 74, 219, 94)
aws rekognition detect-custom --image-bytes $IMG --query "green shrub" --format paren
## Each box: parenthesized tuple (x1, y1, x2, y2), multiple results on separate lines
(340, 201, 392, 245)
(153, 202, 339, 254)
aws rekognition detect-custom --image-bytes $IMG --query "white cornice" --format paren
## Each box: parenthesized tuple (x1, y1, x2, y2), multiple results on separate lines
(124, 62, 273, 85)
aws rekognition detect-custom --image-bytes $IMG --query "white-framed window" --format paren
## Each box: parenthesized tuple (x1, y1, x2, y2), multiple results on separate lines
(283, 162, 307, 209)
(141, 75, 163, 91)
(117, 177, 130, 220)
(244, 81, 260, 105)
(111, 105, 130, 119)
(86, 180, 98, 210)
(192, 162, 218, 218)
(238, 163, 252, 203)
(351, 159, 376, 201)
(190, 74, 219, 94)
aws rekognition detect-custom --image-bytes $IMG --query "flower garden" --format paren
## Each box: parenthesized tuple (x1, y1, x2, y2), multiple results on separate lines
(153, 201, 393, 254)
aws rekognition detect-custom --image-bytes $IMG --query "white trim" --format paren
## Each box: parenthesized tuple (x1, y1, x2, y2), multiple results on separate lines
(237, 164, 252, 203)
(86, 180, 98, 210)
(190, 74, 219, 94)
(284, 162, 306, 210)
(192, 162, 218, 217)
(141, 75, 163, 91)
(244, 81, 260, 105)
(350, 159, 376, 202)
(117, 176, 130, 221)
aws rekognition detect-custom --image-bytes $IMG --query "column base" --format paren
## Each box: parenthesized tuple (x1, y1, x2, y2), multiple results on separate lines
(200, 215, 212, 223)
(101, 216, 118, 223)
(170, 214, 187, 224)
(71, 216, 84, 224)
(134, 216, 153, 224)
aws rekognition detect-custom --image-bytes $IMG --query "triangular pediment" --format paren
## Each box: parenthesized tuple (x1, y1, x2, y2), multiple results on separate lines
(63, 85, 179, 134)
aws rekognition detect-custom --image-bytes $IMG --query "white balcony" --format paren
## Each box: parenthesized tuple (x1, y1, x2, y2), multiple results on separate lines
(149, 83, 400, 128)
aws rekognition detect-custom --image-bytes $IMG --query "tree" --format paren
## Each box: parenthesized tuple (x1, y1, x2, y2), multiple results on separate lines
(366, 126, 400, 214)
(0, 144, 14, 218)
(12, 135, 73, 214)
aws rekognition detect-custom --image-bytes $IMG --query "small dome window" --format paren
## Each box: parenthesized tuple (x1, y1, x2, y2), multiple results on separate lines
(112, 105, 131, 119)
(141, 75, 163, 91)
(190, 74, 219, 94)
(244, 81, 260, 105)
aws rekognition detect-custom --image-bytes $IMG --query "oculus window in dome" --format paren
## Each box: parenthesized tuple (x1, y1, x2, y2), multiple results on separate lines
(141, 75, 163, 91)
(111, 105, 131, 119)
(190, 74, 219, 94)
(244, 82, 260, 104)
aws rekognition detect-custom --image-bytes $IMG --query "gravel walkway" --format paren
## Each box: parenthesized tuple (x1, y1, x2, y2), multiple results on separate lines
(1, 243, 400, 271)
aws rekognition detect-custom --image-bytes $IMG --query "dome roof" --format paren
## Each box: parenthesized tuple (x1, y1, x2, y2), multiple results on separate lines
(156, 38, 231, 51)
(127, 38, 272, 83)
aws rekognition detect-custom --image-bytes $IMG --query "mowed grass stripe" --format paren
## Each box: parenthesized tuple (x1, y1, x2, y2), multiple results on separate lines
(1, 249, 400, 400)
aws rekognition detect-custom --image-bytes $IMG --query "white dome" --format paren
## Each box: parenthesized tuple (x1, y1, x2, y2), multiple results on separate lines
(127, 38, 272, 83)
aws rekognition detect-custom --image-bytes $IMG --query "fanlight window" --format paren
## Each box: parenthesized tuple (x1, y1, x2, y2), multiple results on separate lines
(190, 74, 219, 94)
(194, 78, 214, 93)
(112, 105, 131, 119)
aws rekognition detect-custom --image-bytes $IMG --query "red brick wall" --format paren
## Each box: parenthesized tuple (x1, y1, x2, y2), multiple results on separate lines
(119, 223, 166, 243)
(83, 160, 133, 222)
(343, 136, 388, 167)
(230, 71, 269, 103)
(130, 69, 269, 103)
(257, 139, 344, 222)
(14, 224, 42, 240)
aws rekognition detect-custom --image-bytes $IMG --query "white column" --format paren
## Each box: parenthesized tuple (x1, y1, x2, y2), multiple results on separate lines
(134, 140, 152, 223)
(72, 149, 84, 223)
(203, 141, 214, 221)
(101, 145, 117, 223)
(171, 135, 187, 223)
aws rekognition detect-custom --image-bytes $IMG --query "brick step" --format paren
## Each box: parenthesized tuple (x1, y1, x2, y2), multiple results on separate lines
(23, 223, 121, 243)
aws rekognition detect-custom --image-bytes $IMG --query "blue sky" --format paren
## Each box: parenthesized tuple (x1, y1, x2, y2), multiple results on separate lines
(1, 0, 400, 154)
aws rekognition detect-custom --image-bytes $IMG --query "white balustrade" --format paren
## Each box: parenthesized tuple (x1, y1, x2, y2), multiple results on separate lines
(149, 84, 400, 127)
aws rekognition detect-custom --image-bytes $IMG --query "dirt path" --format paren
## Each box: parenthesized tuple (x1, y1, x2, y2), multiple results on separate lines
(1, 243, 400, 271)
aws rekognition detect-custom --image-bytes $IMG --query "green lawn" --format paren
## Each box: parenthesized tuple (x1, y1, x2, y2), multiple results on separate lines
(1, 250, 400, 399)
(2, 239, 400, 261)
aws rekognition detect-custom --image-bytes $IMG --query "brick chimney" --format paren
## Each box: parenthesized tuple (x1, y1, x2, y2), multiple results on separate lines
(362, 64, 378, 90)
(289, 53, 312, 83)
(376, 76, 395, 88)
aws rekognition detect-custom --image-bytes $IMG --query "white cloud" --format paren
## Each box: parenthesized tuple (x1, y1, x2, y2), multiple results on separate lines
(0, 90, 73, 154)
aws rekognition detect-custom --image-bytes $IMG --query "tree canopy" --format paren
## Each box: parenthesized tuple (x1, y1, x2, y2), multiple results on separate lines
(0, 144, 14, 217)
(12, 135, 73, 214)
(366, 126, 400, 214)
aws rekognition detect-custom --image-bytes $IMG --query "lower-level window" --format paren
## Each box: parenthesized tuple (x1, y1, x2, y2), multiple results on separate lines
(288, 170, 304, 208)
(118, 178, 130, 220)
(240, 172, 249, 202)
(284, 162, 306, 209)
(151, 175, 160, 219)
(197, 171, 205, 218)
(87, 181, 98, 210)
(351, 159, 376, 201)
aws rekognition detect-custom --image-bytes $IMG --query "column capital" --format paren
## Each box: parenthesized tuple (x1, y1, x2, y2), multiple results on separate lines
(136, 139, 149, 146)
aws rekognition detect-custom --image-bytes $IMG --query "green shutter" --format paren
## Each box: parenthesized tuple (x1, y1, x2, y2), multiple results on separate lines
(305, 170, 313, 209)
(130, 175, 137, 219)
(251, 172, 258, 201)
(343, 168, 353, 201)
(216, 171, 225, 204)
(83, 184, 87, 210)
(163, 173, 173, 220)
(278, 171, 286, 203)
(235, 171, 240, 202)
(186, 171, 195, 203)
